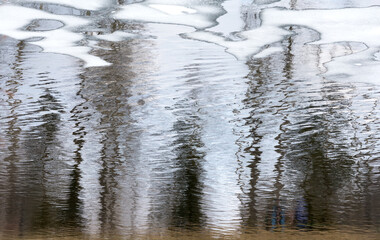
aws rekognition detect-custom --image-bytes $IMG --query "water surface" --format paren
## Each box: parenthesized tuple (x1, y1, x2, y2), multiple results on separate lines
(1, 0, 380, 239)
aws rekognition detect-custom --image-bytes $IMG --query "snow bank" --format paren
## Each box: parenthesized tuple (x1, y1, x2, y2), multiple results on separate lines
(0, 5, 110, 67)
(114, 0, 223, 29)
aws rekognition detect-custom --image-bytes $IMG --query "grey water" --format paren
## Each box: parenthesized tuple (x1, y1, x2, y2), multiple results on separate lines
(1, 0, 380, 239)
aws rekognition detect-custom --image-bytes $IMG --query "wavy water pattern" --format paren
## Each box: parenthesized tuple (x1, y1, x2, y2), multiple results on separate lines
(0, 0, 380, 239)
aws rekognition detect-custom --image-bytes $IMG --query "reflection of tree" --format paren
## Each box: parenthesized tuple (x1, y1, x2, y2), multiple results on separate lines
(142, 58, 207, 230)
(86, 62, 132, 235)
(169, 99, 205, 229)
(238, 4, 364, 229)
(239, 59, 265, 228)
(0, 8, 145, 237)
(0, 34, 88, 234)
(285, 113, 355, 227)
(239, 33, 295, 230)
(98, 130, 120, 234)
(65, 102, 86, 228)
(266, 33, 294, 231)
(1, 40, 25, 234)
(79, 31, 142, 235)
(22, 88, 85, 231)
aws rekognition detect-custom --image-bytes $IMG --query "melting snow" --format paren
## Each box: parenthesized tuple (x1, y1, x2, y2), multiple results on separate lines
(0, 5, 110, 67)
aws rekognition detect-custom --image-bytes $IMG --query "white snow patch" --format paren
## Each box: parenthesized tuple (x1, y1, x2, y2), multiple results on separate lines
(114, 1, 221, 29)
(0, 5, 110, 67)
(187, 6, 380, 84)
(150, 4, 197, 15)
(23, 0, 108, 10)
(254, 46, 283, 58)
(187, 26, 289, 60)
(95, 31, 138, 42)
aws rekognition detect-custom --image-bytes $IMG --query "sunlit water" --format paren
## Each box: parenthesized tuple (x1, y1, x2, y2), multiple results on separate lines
(1, 0, 380, 239)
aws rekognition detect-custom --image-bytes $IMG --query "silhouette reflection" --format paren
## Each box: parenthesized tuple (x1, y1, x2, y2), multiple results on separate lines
(1, 0, 380, 239)
(238, 4, 380, 230)
(168, 98, 205, 229)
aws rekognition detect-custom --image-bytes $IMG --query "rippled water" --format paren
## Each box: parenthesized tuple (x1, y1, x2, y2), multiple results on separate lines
(1, 0, 380, 239)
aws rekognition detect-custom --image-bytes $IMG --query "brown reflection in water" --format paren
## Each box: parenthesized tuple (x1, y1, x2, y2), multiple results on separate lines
(268, 32, 296, 230)
(82, 62, 132, 235)
(0, 8, 149, 237)
(0, 39, 83, 236)
(238, 13, 380, 230)
(78, 17, 150, 236)
(168, 90, 206, 229)
(22, 89, 80, 231)
(1, 40, 25, 236)
(238, 57, 265, 228)
(1, 1, 380, 238)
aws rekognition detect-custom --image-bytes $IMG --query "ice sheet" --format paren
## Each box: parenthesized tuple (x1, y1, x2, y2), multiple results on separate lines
(253, 46, 283, 58)
(210, 0, 244, 35)
(265, 7, 380, 84)
(0, 5, 110, 67)
(114, 1, 223, 29)
(186, 26, 289, 60)
(264, 7, 380, 47)
(284, 0, 380, 9)
(95, 31, 138, 42)
(150, 4, 197, 15)
(22, 0, 108, 10)
(187, 6, 380, 84)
